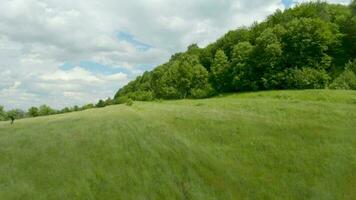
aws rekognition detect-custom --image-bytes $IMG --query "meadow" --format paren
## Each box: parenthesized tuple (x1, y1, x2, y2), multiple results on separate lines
(0, 90, 355, 200)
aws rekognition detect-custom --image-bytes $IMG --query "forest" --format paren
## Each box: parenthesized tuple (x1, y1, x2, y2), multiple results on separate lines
(115, 1, 356, 101)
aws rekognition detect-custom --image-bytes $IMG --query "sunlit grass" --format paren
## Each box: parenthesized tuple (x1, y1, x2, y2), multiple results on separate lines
(0, 90, 355, 199)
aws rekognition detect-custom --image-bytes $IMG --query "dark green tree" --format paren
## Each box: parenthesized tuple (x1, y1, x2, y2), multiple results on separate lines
(211, 50, 231, 92)
(38, 105, 56, 116)
(96, 100, 106, 108)
(28, 107, 39, 117)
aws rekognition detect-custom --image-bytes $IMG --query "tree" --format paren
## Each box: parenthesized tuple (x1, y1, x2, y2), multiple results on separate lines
(151, 55, 212, 99)
(73, 105, 80, 112)
(28, 107, 39, 117)
(0, 105, 6, 121)
(282, 18, 340, 70)
(231, 42, 254, 91)
(38, 105, 56, 116)
(211, 50, 231, 92)
(96, 100, 106, 108)
(81, 104, 94, 110)
(6, 109, 25, 120)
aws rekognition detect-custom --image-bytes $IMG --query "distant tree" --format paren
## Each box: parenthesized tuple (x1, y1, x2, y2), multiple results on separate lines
(105, 98, 114, 106)
(28, 107, 39, 117)
(81, 104, 94, 110)
(0, 105, 6, 121)
(96, 100, 106, 108)
(38, 105, 56, 116)
(60, 107, 71, 113)
(73, 105, 80, 112)
(6, 109, 25, 120)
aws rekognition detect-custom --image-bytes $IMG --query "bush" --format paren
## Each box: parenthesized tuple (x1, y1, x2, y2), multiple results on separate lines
(114, 96, 129, 104)
(190, 85, 216, 99)
(126, 99, 134, 106)
(128, 91, 154, 101)
(285, 68, 331, 89)
(96, 100, 106, 108)
(330, 69, 356, 90)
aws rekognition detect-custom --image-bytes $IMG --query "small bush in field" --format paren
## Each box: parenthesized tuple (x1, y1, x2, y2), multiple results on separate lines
(126, 99, 134, 106)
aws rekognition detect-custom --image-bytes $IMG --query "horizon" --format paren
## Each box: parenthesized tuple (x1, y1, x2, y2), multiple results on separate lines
(0, 0, 351, 110)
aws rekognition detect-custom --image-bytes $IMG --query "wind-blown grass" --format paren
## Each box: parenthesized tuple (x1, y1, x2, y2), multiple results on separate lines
(0, 90, 355, 199)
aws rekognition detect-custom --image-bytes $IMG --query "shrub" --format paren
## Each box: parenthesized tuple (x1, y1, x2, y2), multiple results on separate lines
(285, 68, 331, 89)
(128, 91, 154, 101)
(114, 96, 129, 104)
(96, 100, 106, 108)
(190, 85, 216, 99)
(330, 69, 356, 90)
(126, 99, 134, 106)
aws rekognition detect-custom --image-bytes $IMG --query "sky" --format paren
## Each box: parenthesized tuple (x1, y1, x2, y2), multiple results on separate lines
(0, 0, 351, 110)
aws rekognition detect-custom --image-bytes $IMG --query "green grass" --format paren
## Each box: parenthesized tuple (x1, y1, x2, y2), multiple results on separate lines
(0, 90, 356, 200)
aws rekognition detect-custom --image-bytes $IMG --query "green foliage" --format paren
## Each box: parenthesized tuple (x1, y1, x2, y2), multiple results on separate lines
(6, 109, 25, 119)
(114, 96, 130, 104)
(60, 107, 72, 113)
(0, 106, 6, 121)
(113, 1, 355, 100)
(285, 68, 331, 89)
(330, 69, 356, 90)
(151, 54, 212, 99)
(127, 91, 154, 101)
(211, 50, 231, 91)
(282, 18, 340, 70)
(81, 103, 95, 110)
(96, 100, 106, 108)
(28, 107, 39, 117)
(38, 105, 56, 116)
(125, 98, 133, 106)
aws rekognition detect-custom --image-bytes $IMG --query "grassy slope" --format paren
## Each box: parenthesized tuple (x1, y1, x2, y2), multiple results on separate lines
(0, 90, 355, 200)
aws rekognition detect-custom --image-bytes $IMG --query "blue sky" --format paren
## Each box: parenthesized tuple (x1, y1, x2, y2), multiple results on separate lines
(282, 0, 294, 7)
(0, 0, 351, 109)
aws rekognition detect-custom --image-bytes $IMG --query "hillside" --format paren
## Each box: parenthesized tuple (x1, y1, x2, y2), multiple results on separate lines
(1, 90, 355, 199)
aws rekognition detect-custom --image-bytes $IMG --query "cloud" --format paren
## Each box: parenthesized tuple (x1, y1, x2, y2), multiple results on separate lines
(0, 0, 351, 109)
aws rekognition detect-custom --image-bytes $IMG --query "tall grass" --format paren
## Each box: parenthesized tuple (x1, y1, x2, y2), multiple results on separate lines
(0, 90, 355, 199)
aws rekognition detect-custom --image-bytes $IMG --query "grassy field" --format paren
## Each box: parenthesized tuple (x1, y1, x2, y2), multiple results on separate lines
(0, 90, 355, 200)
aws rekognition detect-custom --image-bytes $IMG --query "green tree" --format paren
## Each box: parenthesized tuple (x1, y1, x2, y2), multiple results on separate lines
(38, 105, 56, 116)
(151, 55, 212, 99)
(282, 18, 340, 70)
(0, 105, 6, 121)
(231, 42, 254, 91)
(96, 100, 106, 108)
(81, 104, 95, 110)
(6, 109, 25, 120)
(211, 50, 231, 92)
(28, 107, 39, 117)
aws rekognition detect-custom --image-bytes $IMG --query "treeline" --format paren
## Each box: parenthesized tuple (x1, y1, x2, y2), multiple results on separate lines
(115, 1, 356, 101)
(0, 97, 133, 122)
